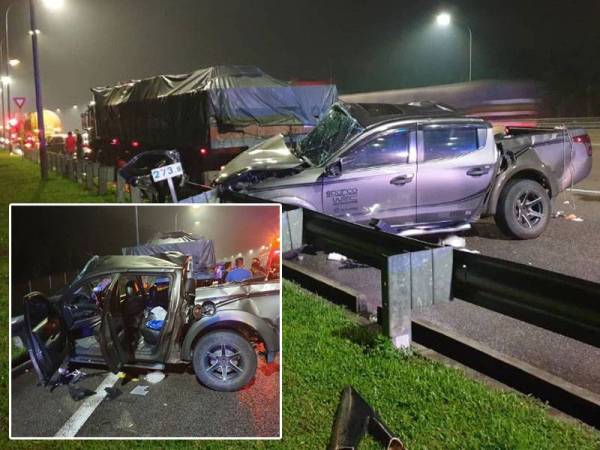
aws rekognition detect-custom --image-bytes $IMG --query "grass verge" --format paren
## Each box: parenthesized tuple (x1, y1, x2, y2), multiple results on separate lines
(2, 153, 599, 448)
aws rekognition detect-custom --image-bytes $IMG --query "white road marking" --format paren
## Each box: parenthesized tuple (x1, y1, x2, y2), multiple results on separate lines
(54, 372, 120, 438)
(567, 188, 600, 195)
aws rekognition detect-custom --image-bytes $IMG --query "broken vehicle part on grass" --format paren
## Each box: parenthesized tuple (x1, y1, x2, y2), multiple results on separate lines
(328, 386, 405, 450)
(213, 101, 592, 240)
(21, 252, 280, 393)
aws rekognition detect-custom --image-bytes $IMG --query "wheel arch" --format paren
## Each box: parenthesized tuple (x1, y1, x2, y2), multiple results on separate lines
(181, 311, 279, 363)
(487, 167, 556, 216)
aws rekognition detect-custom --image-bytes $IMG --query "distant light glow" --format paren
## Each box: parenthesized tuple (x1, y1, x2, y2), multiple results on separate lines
(42, 0, 65, 10)
(436, 12, 451, 26)
(1, 76, 11, 85)
(8, 59, 20, 67)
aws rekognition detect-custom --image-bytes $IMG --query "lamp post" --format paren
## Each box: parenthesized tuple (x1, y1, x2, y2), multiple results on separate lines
(435, 12, 473, 82)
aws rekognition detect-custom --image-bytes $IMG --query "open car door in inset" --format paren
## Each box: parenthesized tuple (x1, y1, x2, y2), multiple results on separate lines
(23, 292, 70, 385)
(98, 279, 129, 373)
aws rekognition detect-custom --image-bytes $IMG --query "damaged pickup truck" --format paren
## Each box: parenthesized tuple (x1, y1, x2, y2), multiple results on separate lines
(22, 253, 280, 392)
(213, 102, 592, 239)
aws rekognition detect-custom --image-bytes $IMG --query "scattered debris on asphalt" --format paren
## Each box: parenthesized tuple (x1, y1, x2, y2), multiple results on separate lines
(145, 371, 165, 384)
(328, 386, 405, 450)
(68, 384, 96, 401)
(440, 234, 466, 248)
(339, 259, 371, 270)
(554, 211, 584, 221)
(105, 387, 122, 400)
(328, 252, 348, 262)
(130, 385, 150, 396)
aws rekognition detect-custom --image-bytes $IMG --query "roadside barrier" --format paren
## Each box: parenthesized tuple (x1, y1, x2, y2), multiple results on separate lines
(217, 189, 600, 349)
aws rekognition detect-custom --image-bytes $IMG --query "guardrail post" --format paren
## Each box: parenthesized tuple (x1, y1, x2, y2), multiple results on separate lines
(116, 174, 126, 202)
(64, 158, 72, 179)
(98, 166, 109, 195)
(85, 161, 94, 190)
(381, 247, 453, 349)
(282, 208, 303, 253)
(381, 253, 412, 349)
(130, 185, 143, 203)
(75, 160, 84, 183)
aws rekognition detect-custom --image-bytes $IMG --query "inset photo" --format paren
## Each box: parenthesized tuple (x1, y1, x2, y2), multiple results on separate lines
(9, 204, 281, 439)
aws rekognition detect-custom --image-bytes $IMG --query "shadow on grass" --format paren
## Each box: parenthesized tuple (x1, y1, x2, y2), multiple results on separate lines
(28, 179, 49, 203)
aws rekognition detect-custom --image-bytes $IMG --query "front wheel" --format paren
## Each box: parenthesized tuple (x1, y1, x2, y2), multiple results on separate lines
(192, 330, 257, 391)
(495, 179, 550, 239)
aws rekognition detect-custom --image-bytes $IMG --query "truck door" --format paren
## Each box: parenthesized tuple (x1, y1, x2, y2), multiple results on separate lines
(98, 276, 130, 372)
(322, 126, 417, 227)
(416, 123, 496, 224)
(23, 292, 69, 385)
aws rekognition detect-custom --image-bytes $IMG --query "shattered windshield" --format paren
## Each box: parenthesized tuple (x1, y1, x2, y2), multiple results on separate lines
(297, 105, 362, 166)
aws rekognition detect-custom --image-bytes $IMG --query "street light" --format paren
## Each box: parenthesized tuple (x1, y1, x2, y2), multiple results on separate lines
(42, 0, 64, 9)
(435, 11, 473, 82)
(436, 12, 451, 26)
(8, 58, 19, 67)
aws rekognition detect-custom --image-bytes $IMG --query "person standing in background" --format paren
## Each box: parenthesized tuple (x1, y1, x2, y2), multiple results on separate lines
(64, 131, 76, 157)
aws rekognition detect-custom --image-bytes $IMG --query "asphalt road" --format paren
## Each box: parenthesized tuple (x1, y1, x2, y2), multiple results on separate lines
(11, 357, 280, 438)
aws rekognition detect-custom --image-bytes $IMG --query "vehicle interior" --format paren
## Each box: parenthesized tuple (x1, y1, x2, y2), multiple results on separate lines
(70, 273, 172, 362)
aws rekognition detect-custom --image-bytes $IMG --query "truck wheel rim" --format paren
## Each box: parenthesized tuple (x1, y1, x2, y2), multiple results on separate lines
(205, 343, 244, 382)
(514, 191, 544, 229)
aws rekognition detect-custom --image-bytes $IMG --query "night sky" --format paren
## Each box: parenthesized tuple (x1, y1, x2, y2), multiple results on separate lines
(11, 204, 280, 281)
(1, 0, 599, 128)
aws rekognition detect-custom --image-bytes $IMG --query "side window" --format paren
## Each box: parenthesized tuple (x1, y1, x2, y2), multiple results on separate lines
(423, 125, 488, 162)
(343, 129, 409, 170)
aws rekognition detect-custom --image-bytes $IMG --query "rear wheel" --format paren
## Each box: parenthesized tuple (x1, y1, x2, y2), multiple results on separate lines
(495, 179, 550, 239)
(192, 330, 257, 391)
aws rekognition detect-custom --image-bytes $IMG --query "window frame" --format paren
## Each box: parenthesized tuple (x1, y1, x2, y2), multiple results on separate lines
(418, 122, 489, 164)
(340, 126, 414, 172)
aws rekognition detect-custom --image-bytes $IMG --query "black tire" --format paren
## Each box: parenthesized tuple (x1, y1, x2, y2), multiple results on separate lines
(495, 178, 550, 239)
(192, 330, 257, 392)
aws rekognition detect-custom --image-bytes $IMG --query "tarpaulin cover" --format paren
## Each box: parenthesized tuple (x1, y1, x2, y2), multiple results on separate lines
(92, 65, 337, 148)
(122, 237, 216, 280)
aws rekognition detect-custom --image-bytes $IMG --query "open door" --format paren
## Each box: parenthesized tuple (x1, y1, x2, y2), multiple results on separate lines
(23, 292, 69, 385)
(98, 281, 129, 372)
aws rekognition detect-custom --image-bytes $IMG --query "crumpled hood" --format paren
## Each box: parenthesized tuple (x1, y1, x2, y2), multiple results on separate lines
(214, 134, 304, 184)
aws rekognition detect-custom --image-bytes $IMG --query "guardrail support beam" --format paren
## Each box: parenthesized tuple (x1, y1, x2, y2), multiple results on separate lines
(382, 253, 412, 349)
(282, 208, 303, 253)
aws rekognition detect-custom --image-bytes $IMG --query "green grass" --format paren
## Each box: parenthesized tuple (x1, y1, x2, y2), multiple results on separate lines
(2, 153, 599, 448)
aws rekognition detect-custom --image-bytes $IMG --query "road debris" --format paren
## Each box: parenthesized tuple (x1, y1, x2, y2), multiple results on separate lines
(328, 386, 405, 450)
(440, 234, 466, 248)
(130, 385, 150, 396)
(68, 384, 96, 401)
(145, 371, 165, 384)
(104, 386, 122, 400)
(328, 252, 348, 262)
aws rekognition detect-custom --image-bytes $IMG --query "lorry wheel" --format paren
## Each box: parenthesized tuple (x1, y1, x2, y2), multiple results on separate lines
(495, 179, 550, 239)
(192, 330, 257, 392)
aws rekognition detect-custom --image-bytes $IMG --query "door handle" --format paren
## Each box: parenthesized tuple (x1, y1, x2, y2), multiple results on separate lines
(466, 167, 491, 177)
(390, 174, 414, 185)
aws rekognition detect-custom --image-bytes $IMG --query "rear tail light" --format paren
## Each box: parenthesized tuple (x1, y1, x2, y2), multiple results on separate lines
(573, 134, 592, 157)
(199, 147, 208, 156)
(110, 137, 120, 146)
(131, 140, 140, 148)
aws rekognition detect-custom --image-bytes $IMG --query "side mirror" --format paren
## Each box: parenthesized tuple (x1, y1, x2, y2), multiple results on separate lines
(324, 160, 343, 178)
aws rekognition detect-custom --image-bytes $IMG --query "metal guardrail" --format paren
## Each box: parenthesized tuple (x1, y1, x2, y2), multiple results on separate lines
(454, 251, 600, 347)
(220, 189, 453, 348)
(219, 190, 600, 349)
